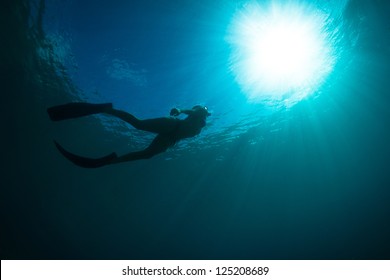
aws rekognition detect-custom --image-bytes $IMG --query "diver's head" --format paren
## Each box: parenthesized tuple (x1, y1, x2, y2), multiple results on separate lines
(192, 105, 211, 118)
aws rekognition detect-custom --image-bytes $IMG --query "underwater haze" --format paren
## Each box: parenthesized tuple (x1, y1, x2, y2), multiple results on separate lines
(1, 0, 390, 259)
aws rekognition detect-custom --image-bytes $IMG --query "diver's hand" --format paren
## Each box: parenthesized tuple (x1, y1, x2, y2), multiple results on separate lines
(170, 108, 180, 116)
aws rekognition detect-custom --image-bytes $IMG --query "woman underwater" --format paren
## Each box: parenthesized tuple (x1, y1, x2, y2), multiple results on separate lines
(47, 102, 211, 168)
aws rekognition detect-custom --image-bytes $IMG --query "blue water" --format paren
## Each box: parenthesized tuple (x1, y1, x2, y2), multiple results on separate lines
(1, 0, 390, 259)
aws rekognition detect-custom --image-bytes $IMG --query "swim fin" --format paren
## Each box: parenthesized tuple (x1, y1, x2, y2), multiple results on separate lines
(54, 141, 118, 168)
(47, 102, 113, 121)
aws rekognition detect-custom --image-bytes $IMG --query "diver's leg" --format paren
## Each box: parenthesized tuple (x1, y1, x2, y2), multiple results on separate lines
(104, 108, 178, 134)
(110, 135, 175, 164)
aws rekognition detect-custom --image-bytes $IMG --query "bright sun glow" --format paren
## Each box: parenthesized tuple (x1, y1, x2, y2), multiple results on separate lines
(228, 1, 336, 105)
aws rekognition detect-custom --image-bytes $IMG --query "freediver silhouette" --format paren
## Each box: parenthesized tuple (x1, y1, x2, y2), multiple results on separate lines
(47, 102, 211, 168)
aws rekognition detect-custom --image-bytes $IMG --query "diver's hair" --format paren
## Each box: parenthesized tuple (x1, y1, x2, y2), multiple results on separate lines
(192, 105, 211, 116)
